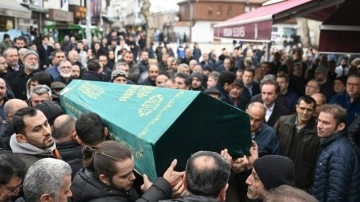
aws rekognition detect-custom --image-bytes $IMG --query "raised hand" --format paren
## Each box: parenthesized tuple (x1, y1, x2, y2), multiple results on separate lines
(163, 159, 185, 187)
(140, 174, 153, 193)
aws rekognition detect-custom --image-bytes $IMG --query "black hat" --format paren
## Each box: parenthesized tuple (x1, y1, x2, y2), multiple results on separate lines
(35, 100, 63, 125)
(204, 87, 221, 96)
(3, 34, 10, 39)
(191, 72, 204, 84)
(232, 79, 244, 88)
(202, 64, 212, 71)
(253, 155, 294, 190)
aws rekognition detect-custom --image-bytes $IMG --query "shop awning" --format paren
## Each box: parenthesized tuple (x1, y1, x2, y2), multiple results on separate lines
(319, 0, 360, 54)
(213, 0, 343, 42)
(0, 0, 31, 19)
(26, 4, 49, 14)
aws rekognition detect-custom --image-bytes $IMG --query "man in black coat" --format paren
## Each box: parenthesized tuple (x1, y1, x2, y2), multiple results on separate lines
(52, 114, 82, 180)
(37, 36, 54, 69)
(250, 79, 289, 127)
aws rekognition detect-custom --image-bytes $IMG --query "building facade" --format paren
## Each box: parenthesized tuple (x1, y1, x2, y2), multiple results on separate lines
(176, 0, 266, 42)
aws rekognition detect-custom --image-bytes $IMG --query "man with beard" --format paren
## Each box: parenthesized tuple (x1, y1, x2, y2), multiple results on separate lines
(13, 37, 27, 50)
(45, 50, 66, 79)
(190, 72, 205, 91)
(139, 64, 159, 86)
(0, 78, 8, 120)
(5, 50, 39, 100)
(10, 107, 61, 168)
(121, 51, 139, 83)
(4, 48, 21, 72)
(52, 60, 73, 85)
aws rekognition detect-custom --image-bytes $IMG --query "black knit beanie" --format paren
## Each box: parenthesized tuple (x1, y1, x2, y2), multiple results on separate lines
(253, 155, 295, 190)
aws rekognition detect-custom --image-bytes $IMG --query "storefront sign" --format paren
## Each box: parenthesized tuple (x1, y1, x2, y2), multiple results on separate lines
(48, 9, 74, 23)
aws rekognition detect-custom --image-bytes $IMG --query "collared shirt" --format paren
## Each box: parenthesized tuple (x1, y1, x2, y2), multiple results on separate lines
(245, 84, 253, 96)
(265, 103, 275, 122)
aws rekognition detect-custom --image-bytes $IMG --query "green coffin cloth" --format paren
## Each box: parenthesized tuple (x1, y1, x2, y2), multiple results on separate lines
(60, 80, 251, 180)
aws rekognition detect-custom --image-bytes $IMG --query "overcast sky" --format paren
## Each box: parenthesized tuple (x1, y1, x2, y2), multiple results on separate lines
(150, 0, 180, 12)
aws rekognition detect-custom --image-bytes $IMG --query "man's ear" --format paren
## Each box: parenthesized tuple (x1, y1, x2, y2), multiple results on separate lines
(16, 134, 27, 143)
(71, 130, 77, 141)
(104, 127, 109, 138)
(336, 122, 346, 132)
(219, 183, 229, 202)
(99, 174, 111, 186)
(40, 194, 53, 202)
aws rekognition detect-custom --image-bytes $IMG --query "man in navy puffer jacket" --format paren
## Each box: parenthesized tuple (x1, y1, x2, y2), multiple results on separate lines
(312, 104, 360, 202)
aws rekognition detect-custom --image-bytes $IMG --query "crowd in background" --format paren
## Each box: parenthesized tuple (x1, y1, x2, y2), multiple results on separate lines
(0, 28, 359, 202)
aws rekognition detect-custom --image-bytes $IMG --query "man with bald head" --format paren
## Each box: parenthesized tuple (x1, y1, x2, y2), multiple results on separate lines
(246, 102, 280, 157)
(311, 93, 326, 118)
(161, 151, 231, 202)
(0, 99, 28, 150)
(53, 114, 82, 178)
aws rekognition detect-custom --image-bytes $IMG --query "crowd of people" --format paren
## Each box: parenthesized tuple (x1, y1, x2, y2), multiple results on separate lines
(0, 28, 360, 202)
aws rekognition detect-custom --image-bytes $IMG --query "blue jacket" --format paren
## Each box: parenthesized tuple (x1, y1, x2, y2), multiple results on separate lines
(253, 123, 280, 157)
(330, 93, 360, 126)
(312, 132, 360, 202)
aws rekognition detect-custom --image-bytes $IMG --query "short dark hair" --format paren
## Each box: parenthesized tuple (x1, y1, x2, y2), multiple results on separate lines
(12, 107, 38, 135)
(30, 71, 53, 87)
(87, 60, 102, 72)
(175, 72, 191, 86)
(244, 68, 255, 76)
(14, 36, 26, 43)
(276, 74, 289, 83)
(218, 71, 235, 86)
(319, 104, 347, 126)
(260, 78, 280, 94)
(297, 95, 316, 109)
(186, 151, 231, 198)
(0, 151, 27, 185)
(75, 112, 106, 146)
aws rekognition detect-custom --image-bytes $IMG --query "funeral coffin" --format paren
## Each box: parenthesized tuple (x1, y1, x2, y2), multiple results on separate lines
(60, 80, 251, 180)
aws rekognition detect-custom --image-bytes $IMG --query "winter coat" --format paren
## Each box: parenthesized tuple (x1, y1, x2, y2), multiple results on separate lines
(71, 168, 172, 202)
(273, 114, 320, 191)
(160, 194, 220, 202)
(312, 132, 360, 202)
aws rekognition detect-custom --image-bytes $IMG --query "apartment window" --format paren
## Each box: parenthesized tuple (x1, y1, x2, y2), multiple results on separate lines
(208, 6, 213, 15)
(217, 5, 222, 16)
(227, 6, 232, 16)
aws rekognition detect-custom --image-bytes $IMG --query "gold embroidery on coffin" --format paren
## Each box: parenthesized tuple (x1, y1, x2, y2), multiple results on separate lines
(138, 94, 164, 117)
(119, 85, 138, 102)
(79, 82, 105, 99)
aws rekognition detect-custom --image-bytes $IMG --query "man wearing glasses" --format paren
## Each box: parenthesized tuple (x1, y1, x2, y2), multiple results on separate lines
(274, 95, 320, 192)
(330, 74, 360, 126)
(0, 151, 26, 202)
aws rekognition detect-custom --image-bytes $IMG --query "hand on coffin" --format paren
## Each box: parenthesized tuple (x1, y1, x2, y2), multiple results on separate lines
(171, 178, 187, 198)
(163, 159, 185, 187)
(220, 148, 232, 164)
(246, 140, 259, 169)
(140, 174, 153, 193)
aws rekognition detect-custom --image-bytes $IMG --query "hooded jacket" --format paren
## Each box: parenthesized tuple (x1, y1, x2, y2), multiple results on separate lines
(9, 134, 58, 168)
(71, 168, 172, 202)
